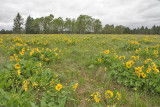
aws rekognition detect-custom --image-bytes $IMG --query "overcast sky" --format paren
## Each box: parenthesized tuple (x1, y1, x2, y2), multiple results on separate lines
(1, 0, 160, 30)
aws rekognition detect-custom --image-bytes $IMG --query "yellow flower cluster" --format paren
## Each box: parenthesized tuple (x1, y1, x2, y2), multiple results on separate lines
(10, 54, 21, 62)
(135, 48, 141, 54)
(17, 69, 21, 75)
(126, 60, 134, 68)
(23, 81, 29, 91)
(153, 50, 159, 57)
(72, 83, 78, 91)
(19, 48, 25, 56)
(40, 54, 45, 60)
(105, 90, 113, 99)
(115, 55, 125, 60)
(94, 92, 101, 102)
(131, 41, 140, 45)
(151, 62, 159, 74)
(135, 66, 146, 78)
(131, 56, 139, 60)
(89, 90, 121, 103)
(30, 49, 34, 56)
(146, 65, 151, 73)
(145, 47, 148, 52)
(116, 92, 121, 100)
(32, 82, 38, 87)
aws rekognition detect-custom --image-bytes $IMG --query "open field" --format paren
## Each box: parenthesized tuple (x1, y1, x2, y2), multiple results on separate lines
(0, 34, 160, 107)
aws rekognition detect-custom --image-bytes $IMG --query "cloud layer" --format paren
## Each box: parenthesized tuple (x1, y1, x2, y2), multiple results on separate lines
(1, 0, 160, 30)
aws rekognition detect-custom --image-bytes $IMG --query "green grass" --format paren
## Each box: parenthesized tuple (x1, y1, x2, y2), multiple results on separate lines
(0, 34, 160, 107)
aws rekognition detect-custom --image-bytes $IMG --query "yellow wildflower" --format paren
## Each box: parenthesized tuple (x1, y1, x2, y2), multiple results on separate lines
(105, 67, 107, 71)
(10, 56, 14, 61)
(133, 87, 137, 91)
(154, 69, 159, 74)
(137, 72, 141, 78)
(123, 56, 125, 60)
(98, 58, 101, 62)
(126, 61, 132, 68)
(40, 54, 44, 60)
(72, 83, 78, 91)
(55, 84, 62, 91)
(54, 48, 57, 52)
(55, 75, 58, 78)
(131, 56, 136, 60)
(115, 55, 118, 59)
(141, 73, 146, 78)
(154, 50, 158, 55)
(145, 47, 148, 51)
(94, 92, 101, 102)
(19, 51, 24, 56)
(152, 64, 157, 70)
(145, 60, 147, 64)
(147, 58, 152, 62)
(55, 53, 58, 57)
(39, 62, 42, 67)
(30, 49, 34, 56)
(46, 58, 49, 62)
(116, 91, 121, 100)
(17, 69, 21, 75)
(15, 63, 20, 69)
(146, 66, 151, 73)
(32, 82, 38, 87)
(104, 50, 109, 54)
(23, 81, 28, 91)
(105, 90, 113, 99)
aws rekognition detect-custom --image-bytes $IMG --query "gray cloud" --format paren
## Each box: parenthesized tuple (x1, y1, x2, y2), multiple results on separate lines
(0, 0, 160, 30)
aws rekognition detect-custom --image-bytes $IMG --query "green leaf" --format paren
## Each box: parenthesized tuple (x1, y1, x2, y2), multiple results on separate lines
(7, 96, 15, 107)
(58, 97, 67, 107)
(30, 102, 38, 107)
(41, 96, 47, 107)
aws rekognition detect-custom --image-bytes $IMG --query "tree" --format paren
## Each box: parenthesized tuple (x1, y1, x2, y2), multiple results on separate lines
(139, 26, 145, 34)
(76, 15, 86, 34)
(93, 19, 102, 34)
(76, 15, 94, 34)
(102, 24, 114, 34)
(115, 25, 125, 34)
(25, 15, 34, 34)
(71, 18, 76, 34)
(43, 14, 54, 34)
(0, 29, 6, 34)
(31, 18, 40, 34)
(13, 13, 24, 34)
(144, 27, 150, 34)
(0, 29, 12, 34)
(52, 17, 64, 34)
(124, 27, 131, 34)
(64, 18, 72, 33)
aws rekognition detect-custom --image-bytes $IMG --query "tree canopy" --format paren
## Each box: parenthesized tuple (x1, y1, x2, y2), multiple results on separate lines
(0, 13, 160, 34)
(13, 13, 24, 34)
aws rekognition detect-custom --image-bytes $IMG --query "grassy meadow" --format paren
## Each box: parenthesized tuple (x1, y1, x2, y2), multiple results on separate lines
(0, 34, 160, 107)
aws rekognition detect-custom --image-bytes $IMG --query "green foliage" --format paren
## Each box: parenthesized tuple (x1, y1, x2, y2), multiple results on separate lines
(0, 38, 77, 106)
(25, 16, 34, 34)
(122, 40, 141, 51)
(13, 13, 24, 34)
(93, 51, 160, 93)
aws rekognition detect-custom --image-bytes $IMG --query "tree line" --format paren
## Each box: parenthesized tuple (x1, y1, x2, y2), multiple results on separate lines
(0, 13, 160, 34)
